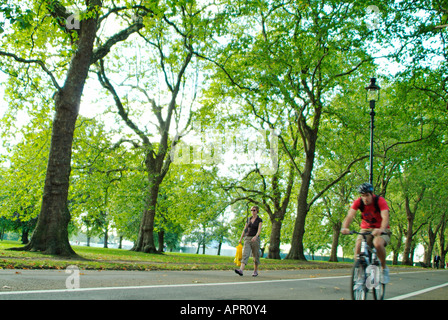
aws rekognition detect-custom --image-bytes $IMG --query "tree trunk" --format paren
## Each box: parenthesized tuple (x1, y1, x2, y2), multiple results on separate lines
(132, 176, 160, 253)
(329, 221, 341, 262)
(439, 216, 447, 269)
(266, 166, 294, 260)
(402, 221, 414, 265)
(285, 95, 321, 260)
(425, 219, 444, 267)
(267, 219, 282, 259)
(392, 228, 403, 265)
(23, 103, 80, 255)
(21, 229, 30, 244)
(217, 238, 222, 256)
(410, 244, 416, 265)
(286, 137, 317, 260)
(158, 230, 165, 252)
(118, 235, 123, 249)
(286, 189, 309, 260)
(19, 6, 99, 255)
(402, 195, 415, 265)
(103, 229, 108, 248)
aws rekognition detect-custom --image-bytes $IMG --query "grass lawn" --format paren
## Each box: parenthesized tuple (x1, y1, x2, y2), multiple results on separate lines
(0, 240, 356, 271)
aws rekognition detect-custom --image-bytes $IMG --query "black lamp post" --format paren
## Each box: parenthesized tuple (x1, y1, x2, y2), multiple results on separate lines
(365, 78, 380, 186)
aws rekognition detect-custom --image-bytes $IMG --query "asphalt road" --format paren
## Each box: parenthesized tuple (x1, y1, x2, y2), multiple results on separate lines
(0, 267, 446, 301)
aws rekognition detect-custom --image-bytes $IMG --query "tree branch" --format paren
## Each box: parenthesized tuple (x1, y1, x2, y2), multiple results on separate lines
(97, 59, 152, 149)
(384, 125, 437, 154)
(308, 155, 369, 210)
(0, 50, 62, 90)
(91, 19, 145, 65)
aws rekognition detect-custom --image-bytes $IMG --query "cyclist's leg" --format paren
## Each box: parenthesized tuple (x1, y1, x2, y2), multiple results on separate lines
(373, 235, 390, 284)
(356, 229, 373, 256)
(373, 236, 386, 267)
(355, 237, 362, 256)
(355, 231, 368, 256)
(373, 234, 390, 269)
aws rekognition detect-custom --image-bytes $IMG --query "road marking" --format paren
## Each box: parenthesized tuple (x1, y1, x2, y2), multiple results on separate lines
(388, 282, 448, 300)
(0, 274, 351, 296)
(0, 269, 442, 297)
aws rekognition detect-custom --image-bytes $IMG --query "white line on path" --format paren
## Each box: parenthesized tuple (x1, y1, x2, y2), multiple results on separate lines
(388, 282, 448, 300)
(0, 269, 444, 298)
(0, 274, 351, 296)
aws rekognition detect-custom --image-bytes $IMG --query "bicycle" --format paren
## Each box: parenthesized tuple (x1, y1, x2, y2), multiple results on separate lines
(347, 231, 386, 300)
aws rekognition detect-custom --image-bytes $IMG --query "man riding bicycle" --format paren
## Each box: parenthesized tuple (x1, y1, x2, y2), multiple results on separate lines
(341, 183, 391, 284)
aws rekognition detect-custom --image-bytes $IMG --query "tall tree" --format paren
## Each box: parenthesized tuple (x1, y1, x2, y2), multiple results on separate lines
(223, 159, 295, 259)
(2, 0, 102, 255)
(0, 0, 149, 255)
(202, 0, 380, 260)
(96, 0, 221, 252)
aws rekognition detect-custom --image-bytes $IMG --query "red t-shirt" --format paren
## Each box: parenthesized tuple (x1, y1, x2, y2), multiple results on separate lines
(351, 195, 390, 229)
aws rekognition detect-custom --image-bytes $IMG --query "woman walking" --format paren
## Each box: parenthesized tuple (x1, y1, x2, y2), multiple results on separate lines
(235, 206, 263, 277)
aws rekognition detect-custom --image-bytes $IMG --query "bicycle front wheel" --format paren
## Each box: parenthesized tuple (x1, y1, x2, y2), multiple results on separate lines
(351, 260, 367, 300)
(372, 264, 385, 300)
(373, 283, 386, 300)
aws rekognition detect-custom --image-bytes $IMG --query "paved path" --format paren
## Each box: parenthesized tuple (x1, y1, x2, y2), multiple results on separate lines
(0, 267, 446, 301)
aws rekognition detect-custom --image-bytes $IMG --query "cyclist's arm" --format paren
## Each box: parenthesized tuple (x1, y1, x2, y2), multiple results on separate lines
(341, 208, 357, 234)
(376, 197, 390, 234)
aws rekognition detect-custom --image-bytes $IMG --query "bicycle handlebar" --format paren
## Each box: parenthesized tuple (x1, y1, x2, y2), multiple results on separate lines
(346, 230, 388, 236)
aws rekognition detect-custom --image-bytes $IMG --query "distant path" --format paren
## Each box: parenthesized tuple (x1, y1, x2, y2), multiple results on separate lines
(0, 267, 446, 300)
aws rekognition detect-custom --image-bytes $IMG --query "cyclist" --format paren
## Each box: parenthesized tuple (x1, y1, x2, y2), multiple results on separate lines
(341, 183, 391, 284)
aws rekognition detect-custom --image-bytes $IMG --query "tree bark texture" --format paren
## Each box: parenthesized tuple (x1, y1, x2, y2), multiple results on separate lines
(132, 175, 161, 253)
(286, 113, 320, 260)
(22, 1, 100, 255)
(267, 219, 283, 259)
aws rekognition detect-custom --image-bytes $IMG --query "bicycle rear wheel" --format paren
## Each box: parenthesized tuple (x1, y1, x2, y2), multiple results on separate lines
(351, 260, 367, 300)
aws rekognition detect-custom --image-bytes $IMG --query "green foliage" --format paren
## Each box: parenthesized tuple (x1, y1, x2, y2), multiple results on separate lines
(0, 0, 447, 263)
(0, 117, 51, 222)
(0, 1, 35, 32)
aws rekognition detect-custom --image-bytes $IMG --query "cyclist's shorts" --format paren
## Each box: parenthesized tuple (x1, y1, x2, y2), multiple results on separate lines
(357, 229, 391, 247)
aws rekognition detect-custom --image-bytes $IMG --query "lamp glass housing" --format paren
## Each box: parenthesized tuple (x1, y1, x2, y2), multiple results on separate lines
(365, 78, 380, 102)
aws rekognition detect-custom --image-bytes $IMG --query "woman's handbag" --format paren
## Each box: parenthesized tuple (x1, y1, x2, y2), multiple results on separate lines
(234, 243, 243, 266)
